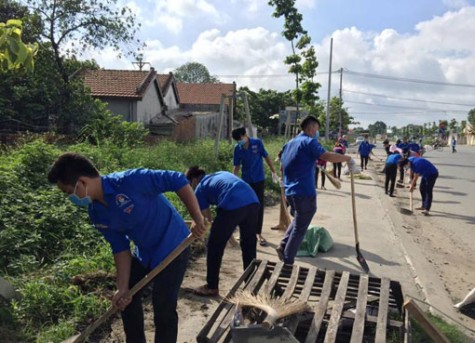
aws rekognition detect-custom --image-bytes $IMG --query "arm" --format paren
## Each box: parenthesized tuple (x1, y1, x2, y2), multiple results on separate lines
(409, 173, 419, 192)
(320, 151, 351, 164)
(233, 165, 241, 176)
(264, 156, 276, 174)
(111, 250, 132, 311)
(176, 184, 206, 238)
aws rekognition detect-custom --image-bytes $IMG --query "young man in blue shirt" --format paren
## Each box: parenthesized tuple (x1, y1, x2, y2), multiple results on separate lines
(358, 134, 376, 170)
(400, 156, 439, 216)
(232, 127, 278, 246)
(385, 152, 402, 197)
(48, 153, 206, 343)
(185, 167, 259, 296)
(277, 116, 357, 265)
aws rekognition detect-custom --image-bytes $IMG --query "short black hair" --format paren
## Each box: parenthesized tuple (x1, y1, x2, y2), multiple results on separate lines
(300, 116, 320, 130)
(232, 127, 246, 141)
(185, 166, 206, 182)
(48, 152, 99, 186)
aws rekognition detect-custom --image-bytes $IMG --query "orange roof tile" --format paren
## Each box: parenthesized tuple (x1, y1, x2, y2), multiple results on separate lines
(176, 83, 235, 105)
(82, 69, 156, 99)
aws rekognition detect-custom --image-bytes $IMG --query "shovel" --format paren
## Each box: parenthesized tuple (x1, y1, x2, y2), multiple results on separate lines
(350, 171, 370, 274)
(62, 233, 195, 343)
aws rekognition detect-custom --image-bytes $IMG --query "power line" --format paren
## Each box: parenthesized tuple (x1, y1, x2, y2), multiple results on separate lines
(344, 89, 475, 107)
(215, 71, 337, 78)
(344, 69, 475, 88)
(345, 100, 469, 112)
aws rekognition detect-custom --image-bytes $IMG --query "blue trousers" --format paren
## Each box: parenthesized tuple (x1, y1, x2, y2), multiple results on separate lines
(279, 195, 317, 265)
(207, 203, 259, 289)
(420, 173, 438, 211)
(121, 247, 190, 343)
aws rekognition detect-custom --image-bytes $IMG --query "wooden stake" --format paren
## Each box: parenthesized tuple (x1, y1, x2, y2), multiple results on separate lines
(404, 299, 450, 343)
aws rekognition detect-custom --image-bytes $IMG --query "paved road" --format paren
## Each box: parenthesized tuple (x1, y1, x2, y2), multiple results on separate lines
(372, 144, 475, 338)
(421, 145, 475, 245)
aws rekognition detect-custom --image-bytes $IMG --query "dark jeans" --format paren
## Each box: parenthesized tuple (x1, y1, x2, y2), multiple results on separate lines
(250, 180, 265, 235)
(399, 164, 405, 182)
(420, 173, 438, 210)
(385, 163, 397, 195)
(360, 156, 369, 169)
(279, 196, 317, 265)
(315, 168, 326, 188)
(333, 162, 342, 179)
(122, 247, 190, 343)
(207, 203, 258, 289)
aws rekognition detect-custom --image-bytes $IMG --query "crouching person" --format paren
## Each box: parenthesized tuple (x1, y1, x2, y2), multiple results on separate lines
(48, 152, 206, 343)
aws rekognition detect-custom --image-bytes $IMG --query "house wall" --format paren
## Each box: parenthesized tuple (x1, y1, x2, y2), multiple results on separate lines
(163, 89, 179, 110)
(181, 104, 224, 112)
(195, 113, 228, 139)
(103, 98, 135, 121)
(137, 86, 162, 124)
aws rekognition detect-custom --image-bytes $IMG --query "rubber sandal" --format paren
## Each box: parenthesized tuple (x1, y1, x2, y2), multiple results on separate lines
(259, 238, 268, 246)
(192, 285, 219, 297)
(415, 207, 425, 211)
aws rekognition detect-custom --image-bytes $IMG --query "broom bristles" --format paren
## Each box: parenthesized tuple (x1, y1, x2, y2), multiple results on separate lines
(227, 290, 310, 319)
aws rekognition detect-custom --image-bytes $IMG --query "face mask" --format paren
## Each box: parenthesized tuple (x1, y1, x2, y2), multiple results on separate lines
(68, 182, 92, 207)
(237, 140, 246, 147)
(313, 131, 320, 140)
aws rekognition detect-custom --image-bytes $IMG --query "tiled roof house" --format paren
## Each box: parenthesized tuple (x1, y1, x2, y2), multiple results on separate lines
(81, 68, 168, 125)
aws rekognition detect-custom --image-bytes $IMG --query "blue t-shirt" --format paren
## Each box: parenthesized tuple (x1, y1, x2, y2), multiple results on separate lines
(397, 142, 409, 150)
(408, 142, 420, 153)
(358, 141, 375, 157)
(195, 171, 259, 211)
(281, 133, 327, 197)
(409, 157, 438, 177)
(386, 153, 402, 165)
(233, 138, 269, 183)
(88, 169, 190, 269)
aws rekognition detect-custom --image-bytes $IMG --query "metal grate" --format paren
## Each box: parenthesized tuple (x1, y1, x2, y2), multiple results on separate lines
(197, 260, 409, 343)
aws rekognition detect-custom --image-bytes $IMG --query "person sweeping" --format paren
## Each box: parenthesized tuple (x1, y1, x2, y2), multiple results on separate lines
(186, 167, 259, 296)
(399, 156, 439, 216)
(48, 153, 206, 343)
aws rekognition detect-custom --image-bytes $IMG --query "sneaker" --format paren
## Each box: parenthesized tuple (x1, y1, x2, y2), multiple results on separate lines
(275, 247, 285, 262)
(422, 210, 430, 216)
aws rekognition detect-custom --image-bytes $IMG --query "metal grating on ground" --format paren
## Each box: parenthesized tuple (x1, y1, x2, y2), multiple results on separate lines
(197, 259, 409, 343)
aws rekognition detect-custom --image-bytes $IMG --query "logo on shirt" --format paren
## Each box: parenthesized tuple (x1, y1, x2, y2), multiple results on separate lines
(116, 193, 131, 207)
(123, 204, 134, 214)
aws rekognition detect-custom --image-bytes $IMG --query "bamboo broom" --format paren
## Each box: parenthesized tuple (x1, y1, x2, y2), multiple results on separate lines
(271, 182, 291, 231)
(227, 290, 310, 329)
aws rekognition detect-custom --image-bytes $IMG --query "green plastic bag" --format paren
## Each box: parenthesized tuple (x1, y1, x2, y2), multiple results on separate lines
(297, 226, 333, 257)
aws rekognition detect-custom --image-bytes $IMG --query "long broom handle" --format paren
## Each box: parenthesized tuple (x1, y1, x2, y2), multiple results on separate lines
(69, 234, 195, 343)
(350, 171, 359, 244)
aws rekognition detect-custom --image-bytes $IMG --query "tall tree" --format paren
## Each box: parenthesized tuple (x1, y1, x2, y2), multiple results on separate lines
(235, 86, 292, 132)
(173, 62, 219, 83)
(368, 121, 387, 137)
(317, 97, 353, 138)
(25, 0, 140, 84)
(268, 0, 320, 130)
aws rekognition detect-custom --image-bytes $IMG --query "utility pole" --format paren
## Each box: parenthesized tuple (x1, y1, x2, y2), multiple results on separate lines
(325, 38, 333, 141)
(339, 67, 343, 137)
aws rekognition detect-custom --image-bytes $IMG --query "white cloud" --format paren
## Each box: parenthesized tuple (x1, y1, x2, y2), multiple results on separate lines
(85, 3, 475, 128)
(442, 0, 470, 9)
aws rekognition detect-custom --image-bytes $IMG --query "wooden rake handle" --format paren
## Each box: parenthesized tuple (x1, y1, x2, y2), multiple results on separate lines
(66, 234, 195, 343)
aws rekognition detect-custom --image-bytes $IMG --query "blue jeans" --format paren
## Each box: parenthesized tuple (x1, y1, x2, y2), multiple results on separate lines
(121, 247, 190, 343)
(279, 196, 317, 265)
(420, 173, 438, 211)
(207, 203, 259, 289)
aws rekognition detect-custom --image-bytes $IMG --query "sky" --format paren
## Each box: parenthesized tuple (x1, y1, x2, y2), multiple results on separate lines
(80, 0, 475, 129)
